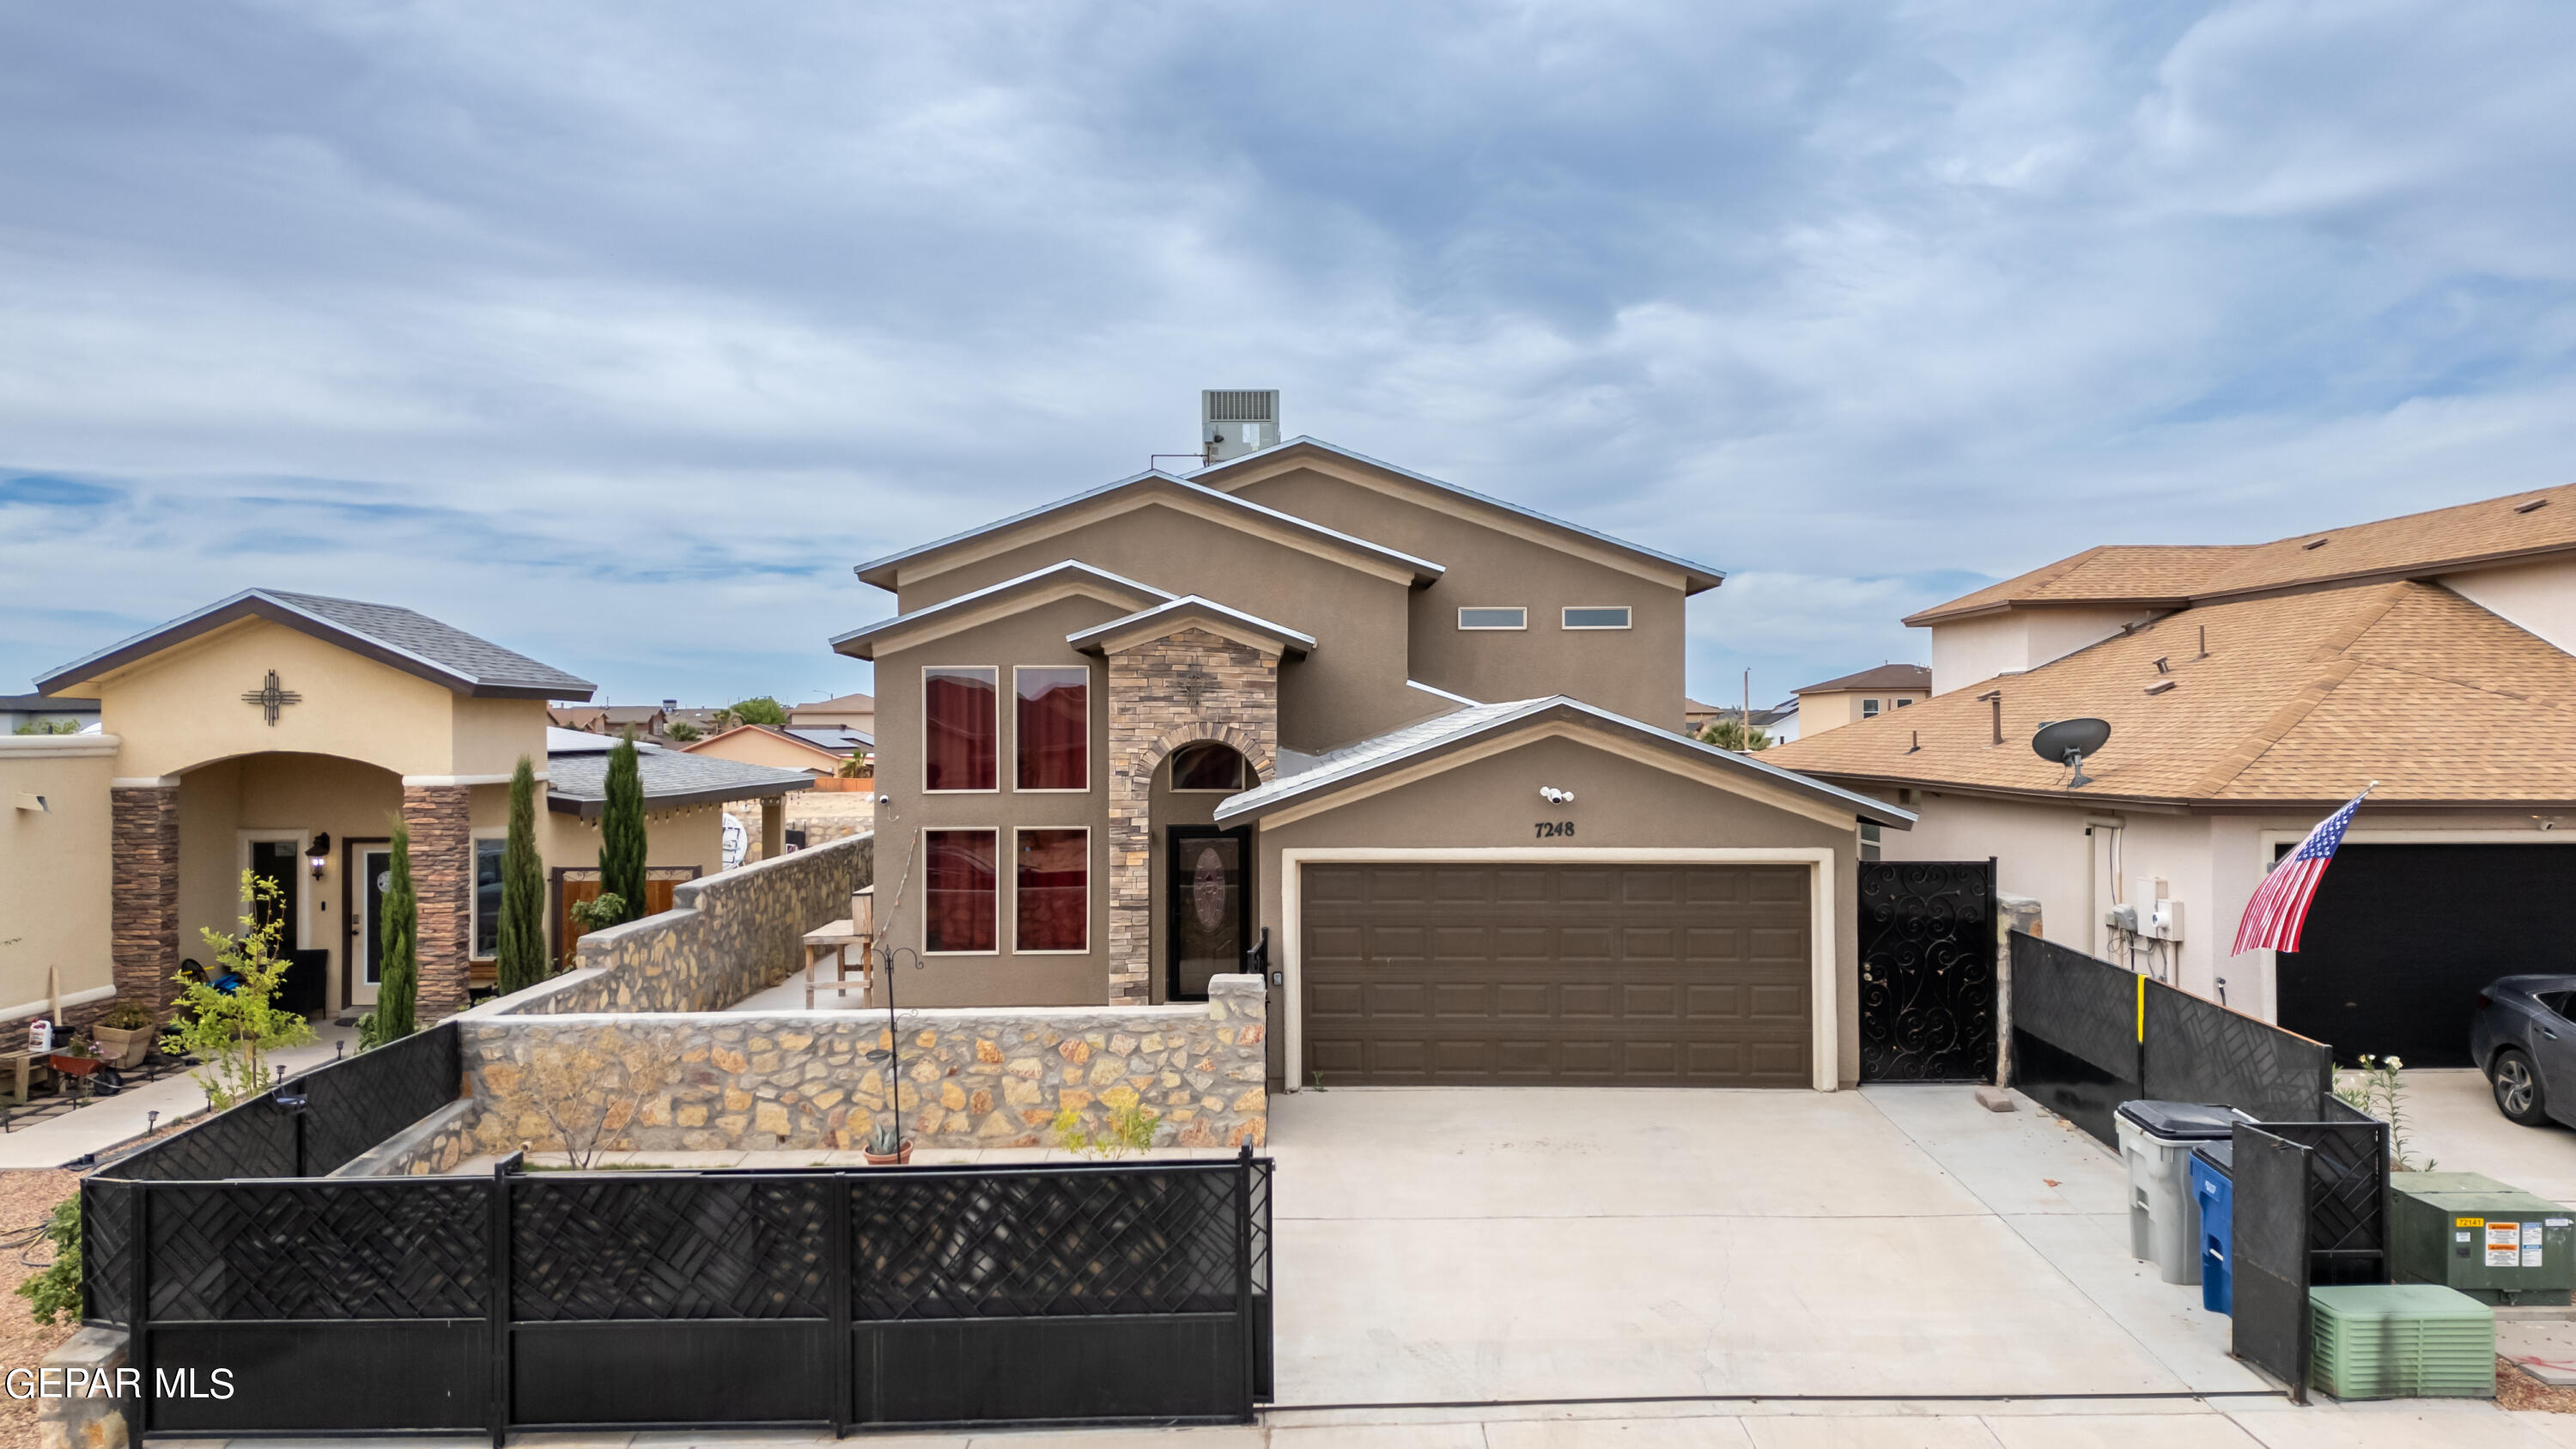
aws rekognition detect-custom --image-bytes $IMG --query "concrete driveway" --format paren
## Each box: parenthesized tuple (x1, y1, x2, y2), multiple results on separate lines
(2394, 1067, 2576, 1205)
(1265, 1083, 2268, 1408)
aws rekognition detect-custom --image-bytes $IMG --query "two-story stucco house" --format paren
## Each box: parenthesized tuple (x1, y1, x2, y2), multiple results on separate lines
(831, 433, 1913, 1092)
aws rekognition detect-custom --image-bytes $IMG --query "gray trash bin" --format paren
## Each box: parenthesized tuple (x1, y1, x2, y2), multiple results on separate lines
(2116, 1099, 2247, 1286)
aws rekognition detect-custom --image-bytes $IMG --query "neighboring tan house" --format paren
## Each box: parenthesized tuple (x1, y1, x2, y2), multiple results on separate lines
(1685, 697, 1800, 744)
(3, 590, 807, 1032)
(831, 433, 1911, 1092)
(682, 722, 854, 776)
(1767, 484, 2576, 1069)
(792, 691, 877, 736)
(1790, 665, 1929, 736)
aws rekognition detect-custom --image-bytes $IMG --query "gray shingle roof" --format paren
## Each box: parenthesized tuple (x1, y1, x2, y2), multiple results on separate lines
(37, 588, 596, 700)
(545, 745, 813, 817)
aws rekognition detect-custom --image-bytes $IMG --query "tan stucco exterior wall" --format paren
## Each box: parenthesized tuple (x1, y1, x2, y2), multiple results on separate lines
(900, 502, 1422, 753)
(1252, 731, 1866, 1089)
(1227, 464, 1690, 728)
(1926, 608, 2148, 697)
(173, 752, 405, 1016)
(0, 738, 118, 1020)
(1794, 687, 1929, 735)
(64, 617, 548, 782)
(870, 600, 1120, 1007)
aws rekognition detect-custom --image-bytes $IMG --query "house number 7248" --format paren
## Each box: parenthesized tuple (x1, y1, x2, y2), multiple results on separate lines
(1534, 820, 1576, 838)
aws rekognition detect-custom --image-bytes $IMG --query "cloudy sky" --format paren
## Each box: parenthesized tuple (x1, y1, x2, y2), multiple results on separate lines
(5, 2, 2573, 715)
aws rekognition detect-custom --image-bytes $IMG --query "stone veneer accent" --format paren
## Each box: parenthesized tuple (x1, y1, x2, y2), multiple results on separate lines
(495, 833, 872, 1015)
(331, 1098, 483, 1177)
(403, 783, 474, 1021)
(459, 974, 1267, 1153)
(1105, 628, 1279, 1002)
(110, 784, 181, 1011)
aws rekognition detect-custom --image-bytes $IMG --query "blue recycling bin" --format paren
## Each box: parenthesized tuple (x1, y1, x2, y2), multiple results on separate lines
(2192, 1141, 2233, 1315)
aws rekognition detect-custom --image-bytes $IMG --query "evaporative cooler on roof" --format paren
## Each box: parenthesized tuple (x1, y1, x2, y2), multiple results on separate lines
(1202, 390, 1280, 462)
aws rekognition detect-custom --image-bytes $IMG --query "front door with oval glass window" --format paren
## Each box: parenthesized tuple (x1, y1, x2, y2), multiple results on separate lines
(1166, 825, 1249, 1002)
(347, 840, 392, 1008)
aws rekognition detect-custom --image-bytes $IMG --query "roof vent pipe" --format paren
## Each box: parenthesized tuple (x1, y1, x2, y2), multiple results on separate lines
(1202, 390, 1280, 463)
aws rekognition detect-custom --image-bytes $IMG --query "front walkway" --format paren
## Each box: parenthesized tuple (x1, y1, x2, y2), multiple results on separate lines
(0, 1020, 360, 1170)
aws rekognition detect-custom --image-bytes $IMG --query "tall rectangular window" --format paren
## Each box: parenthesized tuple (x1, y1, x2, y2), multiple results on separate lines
(923, 666, 998, 791)
(925, 829, 998, 953)
(1015, 828, 1089, 952)
(1015, 666, 1089, 791)
(472, 837, 505, 958)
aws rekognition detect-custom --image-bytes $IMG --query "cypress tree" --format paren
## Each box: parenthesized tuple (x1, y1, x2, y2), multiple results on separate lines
(374, 814, 419, 1043)
(600, 727, 647, 925)
(496, 756, 546, 992)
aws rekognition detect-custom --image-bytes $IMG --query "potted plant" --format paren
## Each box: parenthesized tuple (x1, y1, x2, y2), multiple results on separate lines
(862, 1119, 912, 1166)
(90, 1001, 155, 1068)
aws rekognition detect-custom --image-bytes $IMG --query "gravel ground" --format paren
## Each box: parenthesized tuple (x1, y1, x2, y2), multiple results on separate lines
(0, 1169, 81, 1449)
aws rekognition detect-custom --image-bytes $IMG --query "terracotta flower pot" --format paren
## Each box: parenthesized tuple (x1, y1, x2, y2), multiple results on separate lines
(863, 1142, 914, 1166)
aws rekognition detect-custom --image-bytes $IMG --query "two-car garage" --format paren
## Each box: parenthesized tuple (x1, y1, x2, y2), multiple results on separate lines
(1297, 861, 1815, 1087)
(1212, 698, 1910, 1093)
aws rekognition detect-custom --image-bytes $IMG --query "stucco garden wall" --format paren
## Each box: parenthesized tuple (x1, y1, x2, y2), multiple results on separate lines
(495, 831, 872, 1014)
(455, 974, 1267, 1154)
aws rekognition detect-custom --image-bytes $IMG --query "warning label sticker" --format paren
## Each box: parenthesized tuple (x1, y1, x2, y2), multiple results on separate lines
(2490, 1222, 2523, 1269)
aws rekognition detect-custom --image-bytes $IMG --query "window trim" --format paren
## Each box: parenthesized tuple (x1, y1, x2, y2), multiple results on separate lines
(1560, 605, 1633, 631)
(470, 828, 507, 962)
(921, 664, 1000, 795)
(1168, 740, 1249, 794)
(1861, 698, 1880, 717)
(1012, 825, 1091, 955)
(922, 826, 1001, 956)
(1456, 606, 1528, 631)
(1011, 665, 1091, 794)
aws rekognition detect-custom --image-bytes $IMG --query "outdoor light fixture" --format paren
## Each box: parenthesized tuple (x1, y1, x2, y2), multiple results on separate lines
(307, 832, 331, 878)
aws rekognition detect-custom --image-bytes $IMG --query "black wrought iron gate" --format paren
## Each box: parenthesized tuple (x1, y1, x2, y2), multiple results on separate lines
(1856, 859, 1997, 1082)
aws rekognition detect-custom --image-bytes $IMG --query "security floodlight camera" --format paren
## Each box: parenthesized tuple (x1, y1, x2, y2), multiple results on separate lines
(878, 794, 891, 804)
(1539, 786, 1575, 804)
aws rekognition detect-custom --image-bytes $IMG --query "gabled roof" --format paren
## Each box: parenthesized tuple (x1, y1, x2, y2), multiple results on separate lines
(792, 691, 875, 713)
(1214, 695, 1912, 828)
(544, 745, 812, 817)
(1191, 436, 1728, 595)
(1905, 482, 2576, 626)
(1065, 595, 1315, 660)
(1796, 664, 1932, 694)
(782, 725, 872, 751)
(680, 722, 851, 766)
(1771, 578, 2576, 808)
(38, 588, 595, 700)
(829, 561, 1174, 661)
(852, 470, 1445, 593)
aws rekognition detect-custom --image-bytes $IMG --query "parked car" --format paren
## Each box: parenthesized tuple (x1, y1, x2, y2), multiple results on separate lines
(2471, 973, 2576, 1127)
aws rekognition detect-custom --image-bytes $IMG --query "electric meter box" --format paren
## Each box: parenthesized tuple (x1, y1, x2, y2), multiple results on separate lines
(2391, 1172, 2575, 1306)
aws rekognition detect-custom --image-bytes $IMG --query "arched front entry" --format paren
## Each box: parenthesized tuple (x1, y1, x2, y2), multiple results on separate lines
(1106, 714, 1275, 1003)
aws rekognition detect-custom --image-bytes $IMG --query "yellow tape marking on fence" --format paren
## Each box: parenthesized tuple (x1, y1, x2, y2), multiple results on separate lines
(2136, 971, 2147, 1044)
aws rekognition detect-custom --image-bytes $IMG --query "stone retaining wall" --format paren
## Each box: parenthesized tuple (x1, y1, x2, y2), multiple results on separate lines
(457, 974, 1267, 1154)
(495, 832, 872, 1014)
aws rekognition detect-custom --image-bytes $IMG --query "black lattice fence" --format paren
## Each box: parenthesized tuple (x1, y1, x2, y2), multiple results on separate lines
(2142, 977, 2333, 1124)
(298, 1024, 463, 1174)
(1856, 860, 1996, 1082)
(88, 1152, 1273, 1438)
(2232, 1124, 2315, 1402)
(2008, 931, 2142, 1142)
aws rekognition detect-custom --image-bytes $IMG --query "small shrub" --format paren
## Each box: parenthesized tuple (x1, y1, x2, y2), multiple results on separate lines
(96, 1000, 155, 1031)
(1053, 1099, 1157, 1158)
(2336, 1053, 2434, 1172)
(15, 1196, 81, 1326)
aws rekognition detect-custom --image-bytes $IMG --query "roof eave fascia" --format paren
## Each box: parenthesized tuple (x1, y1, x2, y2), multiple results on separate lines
(36, 590, 596, 702)
(1066, 599, 1318, 661)
(1190, 436, 1728, 594)
(547, 776, 815, 818)
(852, 472, 1445, 594)
(1900, 596, 2192, 629)
(829, 562, 1176, 661)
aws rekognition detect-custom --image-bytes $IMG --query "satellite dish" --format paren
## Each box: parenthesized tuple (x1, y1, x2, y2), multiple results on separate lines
(2032, 718, 2112, 789)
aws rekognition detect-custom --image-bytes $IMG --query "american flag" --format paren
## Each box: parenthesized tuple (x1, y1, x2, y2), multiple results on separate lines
(2232, 786, 2372, 956)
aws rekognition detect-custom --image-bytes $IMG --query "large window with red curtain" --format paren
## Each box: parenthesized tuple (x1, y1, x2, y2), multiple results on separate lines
(923, 666, 998, 791)
(1015, 666, 1089, 791)
(1014, 828, 1088, 952)
(924, 829, 998, 953)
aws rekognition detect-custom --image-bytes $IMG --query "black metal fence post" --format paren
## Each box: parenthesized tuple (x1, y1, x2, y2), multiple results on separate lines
(1235, 1146, 1255, 1421)
(127, 1183, 149, 1439)
(829, 1170, 853, 1436)
(489, 1150, 520, 1448)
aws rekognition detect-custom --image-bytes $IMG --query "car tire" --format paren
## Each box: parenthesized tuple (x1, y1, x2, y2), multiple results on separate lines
(2492, 1048, 2551, 1127)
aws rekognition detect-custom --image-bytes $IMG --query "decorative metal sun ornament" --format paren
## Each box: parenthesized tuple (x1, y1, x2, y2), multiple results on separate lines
(240, 669, 303, 725)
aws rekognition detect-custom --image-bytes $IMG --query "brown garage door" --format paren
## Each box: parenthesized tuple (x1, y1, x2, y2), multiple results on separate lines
(1301, 861, 1812, 1087)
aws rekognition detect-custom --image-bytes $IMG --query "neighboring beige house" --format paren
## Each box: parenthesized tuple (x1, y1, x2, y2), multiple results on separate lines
(681, 722, 852, 776)
(791, 691, 877, 735)
(3, 590, 808, 1032)
(1685, 697, 1800, 744)
(1790, 665, 1929, 735)
(2, 693, 100, 733)
(832, 433, 1911, 1092)
(1768, 484, 2576, 1069)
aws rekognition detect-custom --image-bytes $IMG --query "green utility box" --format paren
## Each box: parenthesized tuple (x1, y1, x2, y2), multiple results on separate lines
(2391, 1172, 2576, 1306)
(2310, 1284, 2494, 1400)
